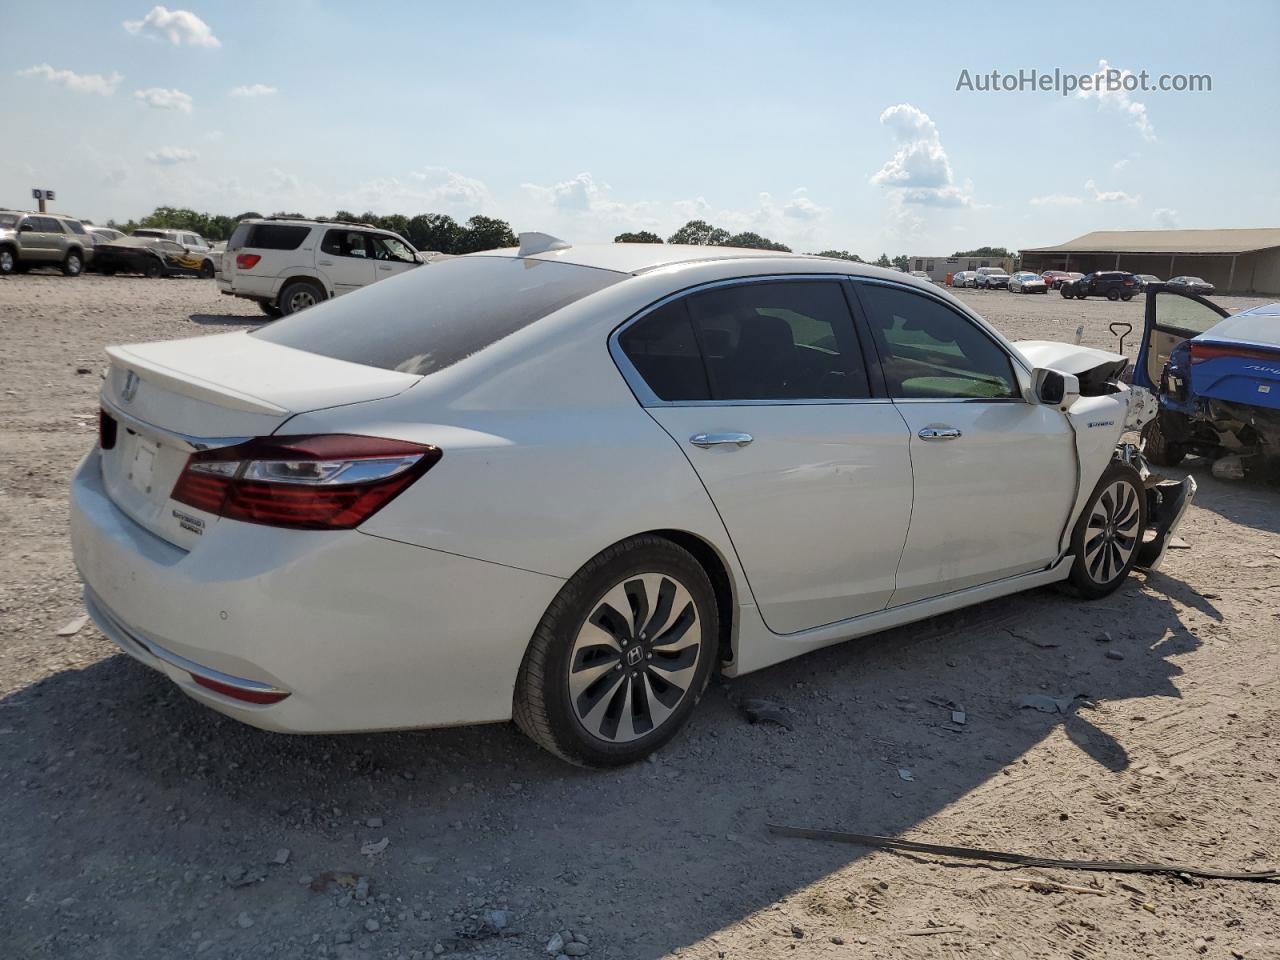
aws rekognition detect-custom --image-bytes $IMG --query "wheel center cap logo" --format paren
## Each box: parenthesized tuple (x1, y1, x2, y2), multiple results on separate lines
(626, 645, 644, 667)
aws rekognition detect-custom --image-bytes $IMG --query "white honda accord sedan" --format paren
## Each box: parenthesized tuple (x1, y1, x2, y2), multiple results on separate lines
(70, 236, 1192, 766)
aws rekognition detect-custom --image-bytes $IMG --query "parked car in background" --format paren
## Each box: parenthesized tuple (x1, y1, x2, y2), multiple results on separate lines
(87, 226, 126, 243)
(1168, 276, 1215, 296)
(1040, 270, 1073, 289)
(975, 268, 1010, 289)
(1009, 271, 1048, 294)
(220, 216, 430, 316)
(1134, 288, 1279, 467)
(1061, 271, 1138, 301)
(92, 236, 216, 278)
(909, 270, 932, 283)
(949, 270, 970, 287)
(1133, 274, 1162, 291)
(71, 238, 1192, 765)
(0, 210, 94, 276)
(133, 228, 213, 253)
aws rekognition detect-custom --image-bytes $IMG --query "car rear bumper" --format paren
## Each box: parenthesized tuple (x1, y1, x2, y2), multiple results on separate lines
(69, 449, 564, 733)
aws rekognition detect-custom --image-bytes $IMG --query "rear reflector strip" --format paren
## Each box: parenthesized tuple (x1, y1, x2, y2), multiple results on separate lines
(100, 409, 118, 450)
(192, 674, 291, 705)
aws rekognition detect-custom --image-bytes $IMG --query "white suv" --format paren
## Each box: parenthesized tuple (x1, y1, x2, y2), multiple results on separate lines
(219, 217, 430, 316)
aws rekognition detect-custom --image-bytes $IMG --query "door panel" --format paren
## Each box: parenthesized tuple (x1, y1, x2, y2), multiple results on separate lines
(1137, 290, 1230, 387)
(648, 404, 913, 633)
(317, 229, 375, 295)
(889, 401, 1075, 604)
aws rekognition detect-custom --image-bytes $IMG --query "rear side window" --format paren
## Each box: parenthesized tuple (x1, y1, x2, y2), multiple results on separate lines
(857, 283, 1019, 400)
(321, 229, 370, 258)
(254, 256, 623, 376)
(64, 220, 88, 235)
(245, 224, 309, 250)
(617, 301, 711, 401)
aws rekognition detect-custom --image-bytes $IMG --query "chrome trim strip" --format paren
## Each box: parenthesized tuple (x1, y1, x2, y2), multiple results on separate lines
(101, 395, 251, 453)
(607, 273, 873, 408)
(84, 587, 286, 695)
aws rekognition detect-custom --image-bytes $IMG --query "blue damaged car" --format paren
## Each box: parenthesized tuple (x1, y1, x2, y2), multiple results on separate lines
(1133, 286, 1280, 466)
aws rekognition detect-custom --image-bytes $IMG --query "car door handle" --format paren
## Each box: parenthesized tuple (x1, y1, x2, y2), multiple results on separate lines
(317, 259, 334, 266)
(690, 432, 753, 448)
(378, 264, 393, 271)
(918, 426, 962, 441)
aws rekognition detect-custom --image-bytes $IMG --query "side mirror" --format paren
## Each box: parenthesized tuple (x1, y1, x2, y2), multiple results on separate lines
(19, 222, 35, 232)
(1031, 367, 1080, 411)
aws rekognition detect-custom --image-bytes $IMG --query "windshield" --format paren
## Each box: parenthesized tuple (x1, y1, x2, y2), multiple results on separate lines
(0, 213, 17, 229)
(254, 256, 624, 376)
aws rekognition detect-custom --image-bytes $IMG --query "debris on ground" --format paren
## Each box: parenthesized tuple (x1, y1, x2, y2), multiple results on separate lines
(1010, 876, 1108, 896)
(360, 837, 390, 856)
(270, 848, 290, 865)
(735, 697, 792, 729)
(1211, 454, 1247, 481)
(1105, 651, 1125, 661)
(902, 925, 964, 937)
(898, 769, 914, 782)
(223, 864, 266, 888)
(55, 615, 89, 637)
(951, 710, 967, 725)
(1018, 693, 1088, 715)
(1168, 535, 1192, 549)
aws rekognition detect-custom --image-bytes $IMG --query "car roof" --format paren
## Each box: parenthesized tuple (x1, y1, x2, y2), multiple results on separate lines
(467, 242, 828, 276)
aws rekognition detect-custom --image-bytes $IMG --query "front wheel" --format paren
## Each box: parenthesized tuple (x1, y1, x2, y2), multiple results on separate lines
(143, 258, 163, 279)
(200, 260, 216, 279)
(513, 536, 718, 766)
(1107, 289, 1121, 301)
(1121, 292, 1133, 301)
(1067, 462, 1147, 599)
(0, 248, 15, 276)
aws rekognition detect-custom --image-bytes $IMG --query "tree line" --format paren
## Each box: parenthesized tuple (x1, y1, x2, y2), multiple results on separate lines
(102, 207, 1014, 267)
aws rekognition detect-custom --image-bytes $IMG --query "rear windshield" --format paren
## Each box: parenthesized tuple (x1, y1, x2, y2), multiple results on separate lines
(253, 256, 623, 376)
(242, 224, 309, 250)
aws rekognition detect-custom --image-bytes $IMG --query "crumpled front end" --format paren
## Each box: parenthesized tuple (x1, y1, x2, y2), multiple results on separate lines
(1115, 443, 1196, 572)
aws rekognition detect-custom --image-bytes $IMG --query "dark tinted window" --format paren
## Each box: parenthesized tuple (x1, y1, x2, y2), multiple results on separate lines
(254, 256, 622, 376)
(35, 217, 63, 233)
(321, 229, 370, 259)
(858, 283, 1019, 399)
(617, 300, 710, 401)
(64, 220, 88, 235)
(246, 224, 309, 250)
(685, 281, 869, 400)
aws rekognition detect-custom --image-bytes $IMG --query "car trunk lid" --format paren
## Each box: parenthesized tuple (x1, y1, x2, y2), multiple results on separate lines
(99, 332, 420, 548)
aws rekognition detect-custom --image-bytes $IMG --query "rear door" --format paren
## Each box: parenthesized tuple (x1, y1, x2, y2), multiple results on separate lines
(1133, 287, 1229, 390)
(617, 276, 914, 635)
(21, 216, 61, 261)
(853, 279, 1077, 605)
(318, 229, 376, 295)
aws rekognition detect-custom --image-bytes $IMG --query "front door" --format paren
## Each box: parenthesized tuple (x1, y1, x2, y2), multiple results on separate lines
(369, 234, 420, 283)
(1134, 287, 1229, 390)
(317, 228, 376, 296)
(615, 277, 914, 635)
(853, 280, 1078, 605)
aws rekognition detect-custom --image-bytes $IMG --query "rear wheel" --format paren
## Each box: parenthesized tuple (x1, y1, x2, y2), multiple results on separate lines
(1068, 462, 1146, 599)
(1121, 292, 1133, 301)
(143, 258, 163, 279)
(1107, 288, 1121, 301)
(513, 536, 718, 766)
(279, 280, 326, 316)
(200, 260, 215, 279)
(1141, 415, 1187, 467)
(0, 247, 15, 276)
(61, 250, 83, 277)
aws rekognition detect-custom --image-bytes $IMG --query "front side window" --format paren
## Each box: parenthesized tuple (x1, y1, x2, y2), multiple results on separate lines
(370, 234, 416, 263)
(321, 229, 370, 259)
(36, 217, 64, 233)
(857, 283, 1019, 400)
(1154, 291, 1223, 336)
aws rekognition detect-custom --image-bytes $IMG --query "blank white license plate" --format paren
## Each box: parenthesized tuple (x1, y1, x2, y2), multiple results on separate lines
(128, 438, 158, 493)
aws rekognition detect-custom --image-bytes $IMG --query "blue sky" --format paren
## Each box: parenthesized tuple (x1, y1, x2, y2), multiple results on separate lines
(3, 1, 1278, 255)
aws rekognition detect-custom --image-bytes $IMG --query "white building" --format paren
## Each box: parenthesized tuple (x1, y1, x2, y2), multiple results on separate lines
(909, 255, 1010, 283)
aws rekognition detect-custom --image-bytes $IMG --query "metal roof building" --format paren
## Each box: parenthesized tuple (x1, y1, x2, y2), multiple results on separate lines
(1020, 228, 1280, 294)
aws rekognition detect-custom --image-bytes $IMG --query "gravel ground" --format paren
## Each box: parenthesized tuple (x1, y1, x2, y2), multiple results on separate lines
(1, 272, 1278, 960)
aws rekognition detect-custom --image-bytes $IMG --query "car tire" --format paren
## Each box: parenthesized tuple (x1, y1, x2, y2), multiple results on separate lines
(1077, 290, 1089, 300)
(258, 301, 283, 318)
(61, 250, 83, 277)
(143, 258, 163, 279)
(279, 280, 326, 316)
(200, 260, 216, 279)
(1060, 286, 1073, 299)
(0, 247, 16, 276)
(1107, 289, 1121, 301)
(513, 535, 719, 767)
(1141, 415, 1187, 467)
(1067, 461, 1147, 599)
(1121, 293, 1133, 301)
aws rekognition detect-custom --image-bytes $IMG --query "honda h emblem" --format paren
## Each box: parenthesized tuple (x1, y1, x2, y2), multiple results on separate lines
(121, 370, 140, 403)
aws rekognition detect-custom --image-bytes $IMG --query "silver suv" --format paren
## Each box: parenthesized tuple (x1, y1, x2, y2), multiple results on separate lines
(220, 216, 431, 316)
(0, 210, 95, 276)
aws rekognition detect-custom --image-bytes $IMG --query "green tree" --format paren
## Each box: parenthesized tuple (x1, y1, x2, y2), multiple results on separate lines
(614, 230, 664, 243)
(813, 249, 864, 262)
(725, 231, 790, 252)
(874, 253, 892, 268)
(667, 219, 731, 246)
(408, 213, 462, 253)
(952, 246, 1010, 258)
(892, 255, 911, 272)
(455, 215, 517, 254)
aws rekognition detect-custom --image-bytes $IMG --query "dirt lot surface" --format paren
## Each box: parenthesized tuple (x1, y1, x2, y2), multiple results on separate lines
(2, 273, 1278, 960)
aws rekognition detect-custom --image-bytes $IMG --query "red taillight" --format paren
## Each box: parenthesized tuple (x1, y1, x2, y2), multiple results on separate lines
(192, 674, 290, 705)
(1190, 342, 1280, 365)
(235, 253, 261, 269)
(171, 435, 441, 530)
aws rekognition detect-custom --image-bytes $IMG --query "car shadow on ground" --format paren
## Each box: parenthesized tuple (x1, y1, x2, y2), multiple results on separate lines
(0, 571, 1204, 957)
(189, 313, 268, 327)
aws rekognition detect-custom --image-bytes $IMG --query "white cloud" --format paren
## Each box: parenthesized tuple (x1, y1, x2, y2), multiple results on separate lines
(146, 146, 199, 165)
(1085, 178, 1140, 204)
(1153, 207, 1179, 228)
(123, 6, 220, 47)
(1113, 152, 1141, 171)
(337, 167, 492, 214)
(230, 84, 277, 98)
(782, 189, 825, 220)
(1030, 194, 1084, 207)
(871, 104, 974, 207)
(522, 171, 603, 211)
(134, 87, 193, 112)
(16, 64, 122, 95)
(1076, 60, 1156, 141)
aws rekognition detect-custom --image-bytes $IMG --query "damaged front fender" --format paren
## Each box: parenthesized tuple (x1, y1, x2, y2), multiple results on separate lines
(1115, 443, 1196, 571)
